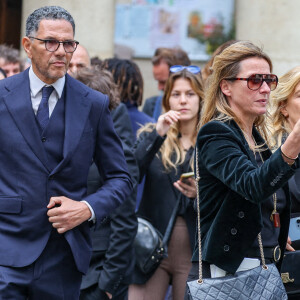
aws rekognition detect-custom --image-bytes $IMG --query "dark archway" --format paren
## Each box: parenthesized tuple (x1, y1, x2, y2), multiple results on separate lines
(0, 0, 22, 49)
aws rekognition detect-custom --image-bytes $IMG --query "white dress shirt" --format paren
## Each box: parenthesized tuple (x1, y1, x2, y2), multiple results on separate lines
(29, 67, 65, 116)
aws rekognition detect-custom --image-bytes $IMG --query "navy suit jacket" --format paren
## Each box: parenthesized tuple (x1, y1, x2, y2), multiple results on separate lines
(0, 70, 132, 274)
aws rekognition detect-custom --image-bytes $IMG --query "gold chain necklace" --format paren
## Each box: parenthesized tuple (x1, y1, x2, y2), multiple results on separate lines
(254, 144, 280, 228)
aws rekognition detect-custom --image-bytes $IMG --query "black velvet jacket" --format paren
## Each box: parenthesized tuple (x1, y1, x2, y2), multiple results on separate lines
(192, 119, 297, 274)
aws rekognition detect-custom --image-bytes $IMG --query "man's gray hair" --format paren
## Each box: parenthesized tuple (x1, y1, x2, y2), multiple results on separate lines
(26, 6, 75, 37)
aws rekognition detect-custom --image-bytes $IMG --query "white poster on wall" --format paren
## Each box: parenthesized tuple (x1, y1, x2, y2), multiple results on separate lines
(115, 0, 235, 60)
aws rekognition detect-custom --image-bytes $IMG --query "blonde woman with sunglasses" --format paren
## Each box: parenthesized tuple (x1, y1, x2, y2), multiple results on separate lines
(129, 66, 203, 300)
(270, 66, 300, 298)
(185, 41, 300, 299)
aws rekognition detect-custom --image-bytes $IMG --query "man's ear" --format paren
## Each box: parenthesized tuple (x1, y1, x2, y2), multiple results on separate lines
(280, 102, 289, 118)
(220, 79, 231, 97)
(22, 37, 33, 59)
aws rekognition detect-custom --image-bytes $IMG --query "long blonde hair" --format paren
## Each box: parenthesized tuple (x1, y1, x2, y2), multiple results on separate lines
(140, 69, 204, 171)
(200, 41, 273, 145)
(270, 65, 300, 147)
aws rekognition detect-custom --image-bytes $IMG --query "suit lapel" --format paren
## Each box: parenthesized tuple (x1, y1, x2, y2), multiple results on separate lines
(2, 70, 51, 171)
(50, 75, 92, 175)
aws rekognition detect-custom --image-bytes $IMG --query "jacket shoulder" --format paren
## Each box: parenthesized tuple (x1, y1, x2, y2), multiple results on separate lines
(65, 74, 109, 106)
(0, 70, 28, 93)
(198, 119, 241, 140)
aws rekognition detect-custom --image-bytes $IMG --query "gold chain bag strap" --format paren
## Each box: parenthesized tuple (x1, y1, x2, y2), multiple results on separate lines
(186, 146, 287, 300)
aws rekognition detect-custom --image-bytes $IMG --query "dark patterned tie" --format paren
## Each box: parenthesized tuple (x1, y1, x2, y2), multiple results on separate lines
(37, 86, 54, 131)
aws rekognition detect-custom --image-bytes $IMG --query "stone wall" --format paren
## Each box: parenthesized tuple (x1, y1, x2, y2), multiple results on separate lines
(21, 0, 300, 104)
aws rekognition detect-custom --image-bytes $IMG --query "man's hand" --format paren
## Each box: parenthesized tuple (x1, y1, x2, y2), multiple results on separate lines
(47, 196, 92, 234)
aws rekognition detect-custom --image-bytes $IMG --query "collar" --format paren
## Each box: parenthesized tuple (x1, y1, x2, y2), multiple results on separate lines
(29, 66, 65, 98)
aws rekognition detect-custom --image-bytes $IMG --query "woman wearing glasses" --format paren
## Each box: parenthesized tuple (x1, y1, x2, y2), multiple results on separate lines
(185, 41, 300, 298)
(129, 66, 203, 300)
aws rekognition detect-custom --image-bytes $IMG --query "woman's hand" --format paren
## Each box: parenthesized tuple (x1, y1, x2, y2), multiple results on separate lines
(156, 110, 181, 137)
(174, 177, 196, 199)
(281, 118, 300, 163)
(286, 236, 295, 251)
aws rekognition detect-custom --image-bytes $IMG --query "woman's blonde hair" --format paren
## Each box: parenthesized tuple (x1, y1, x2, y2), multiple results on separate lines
(200, 41, 273, 144)
(270, 65, 300, 147)
(140, 69, 204, 171)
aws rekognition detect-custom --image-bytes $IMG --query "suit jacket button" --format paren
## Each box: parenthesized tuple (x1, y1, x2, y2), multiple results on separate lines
(231, 228, 237, 235)
(49, 175, 54, 180)
(238, 211, 244, 218)
(41, 137, 46, 142)
(224, 245, 230, 252)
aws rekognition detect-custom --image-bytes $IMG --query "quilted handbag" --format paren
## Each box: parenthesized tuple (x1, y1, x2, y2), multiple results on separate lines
(187, 263, 287, 300)
(186, 147, 288, 300)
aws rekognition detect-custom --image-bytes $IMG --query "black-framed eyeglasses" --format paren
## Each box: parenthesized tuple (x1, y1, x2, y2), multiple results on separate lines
(170, 65, 201, 74)
(28, 36, 79, 53)
(225, 74, 278, 91)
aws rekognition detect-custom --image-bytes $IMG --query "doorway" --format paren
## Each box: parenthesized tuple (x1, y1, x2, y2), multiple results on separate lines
(0, 0, 22, 49)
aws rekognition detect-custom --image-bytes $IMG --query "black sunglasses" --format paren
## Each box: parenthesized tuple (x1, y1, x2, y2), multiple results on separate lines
(28, 36, 79, 53)
(225, 74, 278, 91)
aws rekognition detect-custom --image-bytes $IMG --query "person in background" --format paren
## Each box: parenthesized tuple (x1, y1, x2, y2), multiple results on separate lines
(271, 65, 300, 216)
(0, 44, 23, 77)
(68, 44, 91, 75)
(75, 67, 138, 300)
(142, 47, 191, 120)
(185, 41, 300, 298)
(0, 67, 7, 80)
(91, 56, 102, 68)
(102, 58, 154, 210)
(270, 65, 300, 299)
(173, 48, 191, 66)
(129, 65, 203, 300)
(201, 40, 237, 84)
(0, 6, 132, 299)
(102, 58, 154, 138)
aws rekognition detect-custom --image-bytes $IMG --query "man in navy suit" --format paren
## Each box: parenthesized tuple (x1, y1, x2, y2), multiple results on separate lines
(0, 6, 132, 299)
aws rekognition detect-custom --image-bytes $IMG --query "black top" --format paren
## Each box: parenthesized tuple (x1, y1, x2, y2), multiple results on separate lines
(288, 165, 300, 213)
(252, 152, 286, 248)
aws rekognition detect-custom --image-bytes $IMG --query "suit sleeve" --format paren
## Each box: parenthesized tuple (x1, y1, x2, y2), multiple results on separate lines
(98, 105, 138, 294)
(142, 96, 156, 117)
(98, 142, 138, 295)
(197, 121, 296, 204)
(111, 103, 135, 148)
(84, 98, 133, 228)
